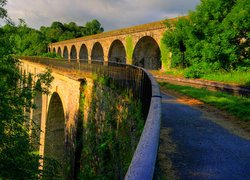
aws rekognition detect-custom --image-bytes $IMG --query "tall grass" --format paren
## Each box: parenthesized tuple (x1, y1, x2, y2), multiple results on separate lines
(202, 71, 250, 86)
(161, 69, 250, 86)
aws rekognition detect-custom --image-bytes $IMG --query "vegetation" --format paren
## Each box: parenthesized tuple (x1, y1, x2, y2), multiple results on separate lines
(40, 19, 104, 43)
(0, 1, 58, 178)
(163, 0, 249, 79)
(202, 70, 250, 86)
(160, 39, 171, 70)
(0, 57, 55, 178)
(125, 35, 134, 64)
(77, 76, 144, 179)
(2, 18, 104, 57)
(161, 68, 250, 86)
(160, 82, 250, 122)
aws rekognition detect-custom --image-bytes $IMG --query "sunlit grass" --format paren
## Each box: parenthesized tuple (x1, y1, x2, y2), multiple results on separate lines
(164, 68, 184, 77)
(202, 71, 250, 86)
(159, 82, 250, 122)
(160, 69, 250, 86)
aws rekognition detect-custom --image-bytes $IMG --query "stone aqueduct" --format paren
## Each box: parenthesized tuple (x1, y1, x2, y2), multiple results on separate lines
(48, 18, 176, 70)
(21, 60, 82, 173)
(20, 19, 174, 178)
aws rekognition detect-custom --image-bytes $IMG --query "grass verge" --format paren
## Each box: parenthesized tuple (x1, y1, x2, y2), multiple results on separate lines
(201, 71, 250, 86)
(159, 82, 250, 122)
(153, 69, 250, 86)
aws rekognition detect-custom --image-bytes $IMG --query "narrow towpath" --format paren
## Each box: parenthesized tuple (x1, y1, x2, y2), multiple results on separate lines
(158, 91, 250, 179)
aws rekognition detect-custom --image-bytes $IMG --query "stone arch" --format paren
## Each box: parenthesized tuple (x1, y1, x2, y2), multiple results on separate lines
(57, 47, 62, 57)
(63, 46, 68, 60)
(108, 39, 126, 63)
(53, 48, 56, 53)
(43, 92, 66, 178)
(132, 36, 161, 70)
(70, 45, 77, 60)
(79, 44, 88, 60)
(91, 42, 104, 61)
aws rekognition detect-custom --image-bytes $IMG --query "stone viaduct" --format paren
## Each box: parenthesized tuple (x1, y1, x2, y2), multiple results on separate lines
(20, 60, 84, 178)
(19, 17, 172, 178)
(48, 18, 178, 70)
(20, 56, 162, 179)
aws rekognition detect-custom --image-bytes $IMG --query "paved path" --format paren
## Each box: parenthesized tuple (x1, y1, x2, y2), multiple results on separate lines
(160, 92, 250, 180)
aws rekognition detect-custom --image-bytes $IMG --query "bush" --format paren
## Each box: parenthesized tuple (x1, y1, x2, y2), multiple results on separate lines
(184, 66, 203, 78)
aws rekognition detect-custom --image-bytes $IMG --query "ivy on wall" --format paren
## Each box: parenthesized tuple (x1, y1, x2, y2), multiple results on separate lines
(76, 76, 144, 179)
(160, 39, 171, 70)
(125, 36, 134, 64)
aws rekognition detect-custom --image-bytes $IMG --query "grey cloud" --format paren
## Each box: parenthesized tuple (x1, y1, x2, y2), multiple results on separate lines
(6, 0, 200, 31)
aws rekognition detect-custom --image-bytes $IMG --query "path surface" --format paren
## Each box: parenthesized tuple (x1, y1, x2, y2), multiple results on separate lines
(159, 92, 250, 180)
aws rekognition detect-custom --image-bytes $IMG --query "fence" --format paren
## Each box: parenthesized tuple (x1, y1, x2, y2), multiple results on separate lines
(18, 56, 161, 180)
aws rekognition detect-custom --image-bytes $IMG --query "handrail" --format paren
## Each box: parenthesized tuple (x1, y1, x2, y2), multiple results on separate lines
(17, 56, 162, 180)
(125, 70, 162, 180)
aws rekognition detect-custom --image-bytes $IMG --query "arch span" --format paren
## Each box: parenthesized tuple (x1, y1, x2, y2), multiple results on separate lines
(63, 46, 68, 60)
(132, 36, 161, 70)
(53, 48, 56, 54)
(91, 42, 104, 61)
(70, 45, 77, 60)
(57, 47, 62, 57)
(43, 92, 66, 178)
(108, 40, 126, 63)
(79, 44, 88, 60)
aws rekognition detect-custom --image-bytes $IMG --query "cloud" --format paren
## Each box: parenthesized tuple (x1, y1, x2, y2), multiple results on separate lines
(6, 0, 200, 31)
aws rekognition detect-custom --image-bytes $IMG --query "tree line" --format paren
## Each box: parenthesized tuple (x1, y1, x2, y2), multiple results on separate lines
(163, 0, 249, 78)
(0, 0, 104, 178)
(2, 18, 104, 57)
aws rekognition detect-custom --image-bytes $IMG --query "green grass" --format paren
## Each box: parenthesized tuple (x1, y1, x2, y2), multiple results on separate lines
(202, 71, 250, 86)
(162, 69, 250, 86)
(159, 82, 250, 122)
(164, 68, 184, 77)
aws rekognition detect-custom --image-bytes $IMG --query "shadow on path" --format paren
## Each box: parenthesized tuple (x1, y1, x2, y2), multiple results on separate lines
(159, 92, 250, 179)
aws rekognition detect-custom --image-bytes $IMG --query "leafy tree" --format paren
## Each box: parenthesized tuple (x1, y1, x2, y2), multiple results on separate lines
(0, 1, 104, 178)
(0, 56, 40, 178)
(163, 0, 249, 77)
(0, 0, 7, 19)
(51, 21, 65, 30)
(59, 31, 75, 41)
(84, 19, 104, 36)
(0, 1, 55, 178)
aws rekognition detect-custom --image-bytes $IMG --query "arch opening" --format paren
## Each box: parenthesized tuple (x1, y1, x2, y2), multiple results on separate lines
(132, 36, 161, 70)
(53, 48, 56, 54)
(57, 47, 62, 57)
(91, 42, 104, 61)
(108, 40, 126, 63)
(79, 44, 88, 60)
(43, 92, 66, 178)
(63, 46, 68, 60)
(70, 45, 77, 60)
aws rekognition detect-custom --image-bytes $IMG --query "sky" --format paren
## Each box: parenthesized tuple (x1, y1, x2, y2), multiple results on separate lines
(5, 0, 200, 31)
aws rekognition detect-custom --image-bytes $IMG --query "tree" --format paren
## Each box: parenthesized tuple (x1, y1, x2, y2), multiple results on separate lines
(162, 0, 249, 77)
(0, 1, 54, 178)
(84, 19, 104, 36)
(0, 0, 7, 19)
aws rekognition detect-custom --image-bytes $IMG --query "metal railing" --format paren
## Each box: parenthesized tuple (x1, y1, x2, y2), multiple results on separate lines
(18, 56, 161, 180)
